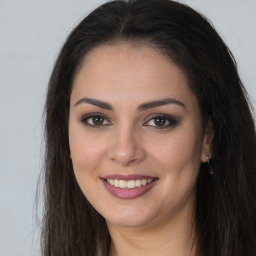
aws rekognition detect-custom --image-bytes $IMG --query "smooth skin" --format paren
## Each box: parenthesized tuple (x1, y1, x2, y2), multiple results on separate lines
(69, 43, 212, 256)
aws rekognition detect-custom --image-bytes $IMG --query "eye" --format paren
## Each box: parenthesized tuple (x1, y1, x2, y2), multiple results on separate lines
(144, 114, 179, 129)
(80, 113, 111, 127)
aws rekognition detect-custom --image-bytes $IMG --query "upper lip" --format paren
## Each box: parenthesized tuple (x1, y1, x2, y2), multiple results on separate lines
(101, 174, 157, 180)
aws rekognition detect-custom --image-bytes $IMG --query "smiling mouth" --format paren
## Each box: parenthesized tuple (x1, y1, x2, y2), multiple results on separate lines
(105, 178, 154, 189)
(101, 174, 158, 199)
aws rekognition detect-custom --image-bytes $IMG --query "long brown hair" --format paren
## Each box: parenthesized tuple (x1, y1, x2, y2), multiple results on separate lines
(42, 0, 256, 255)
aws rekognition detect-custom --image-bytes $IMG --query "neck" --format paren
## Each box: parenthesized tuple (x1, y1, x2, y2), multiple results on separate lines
(107, 202, 198, 256)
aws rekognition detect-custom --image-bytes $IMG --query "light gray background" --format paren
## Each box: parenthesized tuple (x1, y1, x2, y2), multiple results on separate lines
(0, 1, 255, 255)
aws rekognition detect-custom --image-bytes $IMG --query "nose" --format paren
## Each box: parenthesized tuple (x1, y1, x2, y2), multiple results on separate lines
(107, 125, 146, 166)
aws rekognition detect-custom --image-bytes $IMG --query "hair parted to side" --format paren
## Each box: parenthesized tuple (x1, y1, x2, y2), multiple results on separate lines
(42, 0, 256, 255)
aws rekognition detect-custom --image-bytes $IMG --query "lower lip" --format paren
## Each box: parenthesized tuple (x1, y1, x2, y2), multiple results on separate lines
(102, 179, 158, 199)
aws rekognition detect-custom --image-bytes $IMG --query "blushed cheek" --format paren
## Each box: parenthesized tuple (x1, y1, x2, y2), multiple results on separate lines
(69, 133, 105, 175)
(154, 131, 202, 172)
(69, 135, 105, 206)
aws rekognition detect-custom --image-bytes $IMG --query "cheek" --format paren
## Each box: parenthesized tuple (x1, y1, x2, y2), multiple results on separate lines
(151, 129, 202, 207)
(69, 126, 106, 175)
(149, 128, 203, 171)
(69, 129, 106, 202)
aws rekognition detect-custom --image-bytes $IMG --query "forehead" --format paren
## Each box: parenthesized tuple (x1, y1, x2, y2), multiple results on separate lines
(71, 43, 197, 109)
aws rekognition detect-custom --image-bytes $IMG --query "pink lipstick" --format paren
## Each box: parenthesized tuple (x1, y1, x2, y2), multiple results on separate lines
(101, 174, 158, 199)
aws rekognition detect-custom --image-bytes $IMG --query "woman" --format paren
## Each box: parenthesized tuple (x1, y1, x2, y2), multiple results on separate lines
(42, 0, 256, 255)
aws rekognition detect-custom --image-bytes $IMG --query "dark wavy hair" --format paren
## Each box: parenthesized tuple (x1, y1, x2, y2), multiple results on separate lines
(42, 0, 256, 255)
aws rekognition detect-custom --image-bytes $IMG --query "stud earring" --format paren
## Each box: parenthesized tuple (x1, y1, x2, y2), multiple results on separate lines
(206, 155, 214, 176)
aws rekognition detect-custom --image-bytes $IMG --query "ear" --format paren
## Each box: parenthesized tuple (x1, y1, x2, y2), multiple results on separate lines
(201, 121, 214, 163)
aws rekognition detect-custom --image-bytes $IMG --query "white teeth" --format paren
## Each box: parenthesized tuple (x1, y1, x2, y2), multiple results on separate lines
(106, 178, 154, 189)
(127, 180, 136, 189)
(119, 180, 127, 188)
(141, 179, 147, 185)
(114, 179, 119, 187)
(135, 180, 142, 187)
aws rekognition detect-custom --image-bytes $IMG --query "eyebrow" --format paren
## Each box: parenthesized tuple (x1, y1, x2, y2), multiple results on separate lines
(138, 98, 186, 111)
(74, 97, 113, 110)
(74, 97, 186, 110)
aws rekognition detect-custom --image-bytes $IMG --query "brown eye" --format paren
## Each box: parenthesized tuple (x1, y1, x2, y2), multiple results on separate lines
(144, 114, 179, 129)
(154, 117, 167, 126)
(92, 116, 104, 125)
(80, 114, 111, 127)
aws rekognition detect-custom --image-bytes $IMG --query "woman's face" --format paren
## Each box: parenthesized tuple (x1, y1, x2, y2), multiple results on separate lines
(69, 43, 211, 229)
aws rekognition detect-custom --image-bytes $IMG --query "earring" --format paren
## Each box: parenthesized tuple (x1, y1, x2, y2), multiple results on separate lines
(206, 155, 214, 176)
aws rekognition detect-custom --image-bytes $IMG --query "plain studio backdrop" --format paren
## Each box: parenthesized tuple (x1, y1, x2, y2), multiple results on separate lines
(0, 0, 255, 255)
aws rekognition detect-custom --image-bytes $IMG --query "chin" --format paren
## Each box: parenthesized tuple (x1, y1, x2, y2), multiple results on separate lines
(102, 206, 159, 229)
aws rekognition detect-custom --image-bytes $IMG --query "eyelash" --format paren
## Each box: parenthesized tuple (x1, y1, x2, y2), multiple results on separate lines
(143, 114, 179, 129)
(80, 113, 179, 129)
(80, 113, 112, 128)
